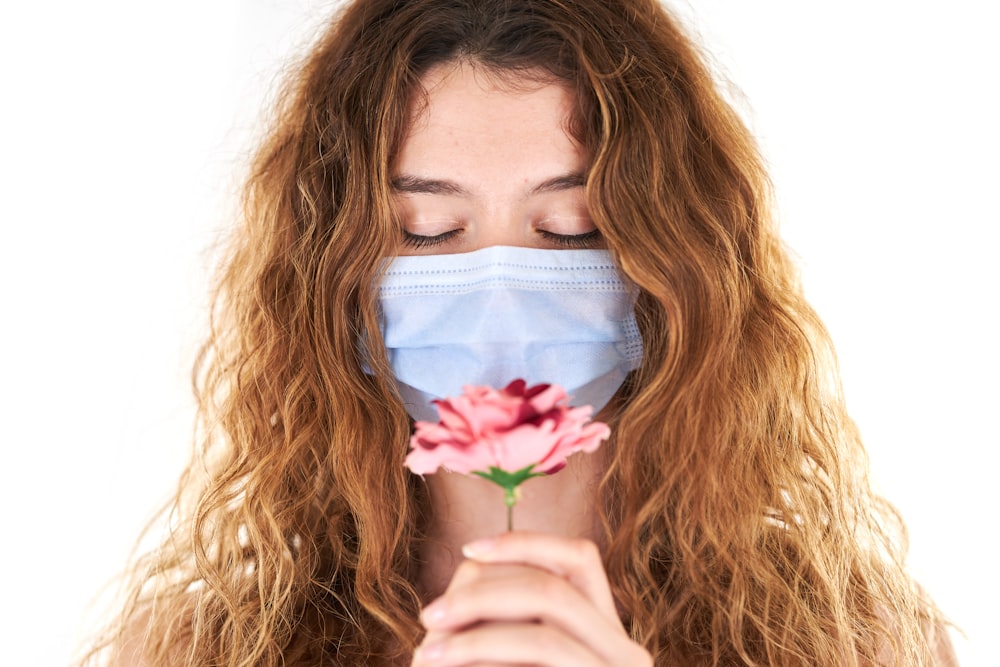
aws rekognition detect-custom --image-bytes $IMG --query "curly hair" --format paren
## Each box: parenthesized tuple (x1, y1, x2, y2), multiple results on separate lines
(79, 1, 948, 665)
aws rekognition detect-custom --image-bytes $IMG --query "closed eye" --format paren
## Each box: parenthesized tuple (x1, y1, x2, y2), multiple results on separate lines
(537, 228, 602, 248)
(402, 228, 463, 249)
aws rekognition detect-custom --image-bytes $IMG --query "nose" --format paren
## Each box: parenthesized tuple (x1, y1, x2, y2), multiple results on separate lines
(465, 207, 537, 251)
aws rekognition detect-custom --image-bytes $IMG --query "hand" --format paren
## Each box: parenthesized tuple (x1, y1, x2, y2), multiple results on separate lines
(411, 531, 653, 666)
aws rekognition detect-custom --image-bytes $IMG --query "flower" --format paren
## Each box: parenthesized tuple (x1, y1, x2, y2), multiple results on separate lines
(404, 380, 610, 529)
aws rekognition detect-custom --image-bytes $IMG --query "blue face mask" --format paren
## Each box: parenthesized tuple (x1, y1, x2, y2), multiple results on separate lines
(376, 245, 644, 422)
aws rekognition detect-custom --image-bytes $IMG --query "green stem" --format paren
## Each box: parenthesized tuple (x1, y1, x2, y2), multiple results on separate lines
(504, 486, 517, 532)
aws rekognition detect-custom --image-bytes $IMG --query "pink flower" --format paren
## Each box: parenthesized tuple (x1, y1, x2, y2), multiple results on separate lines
(404, 379, 610, 476)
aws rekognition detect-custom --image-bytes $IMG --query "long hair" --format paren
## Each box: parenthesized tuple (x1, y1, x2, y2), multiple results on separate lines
(79, 1, 946, 665)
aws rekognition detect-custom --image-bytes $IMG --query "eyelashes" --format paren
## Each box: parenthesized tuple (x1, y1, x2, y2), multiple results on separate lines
(402, 228, 602, 249)
(536, 228, 601, 248)
(402, 228, 463, 249)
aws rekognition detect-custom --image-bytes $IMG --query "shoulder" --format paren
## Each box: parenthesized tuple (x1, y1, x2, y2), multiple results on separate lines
(107, 608, 154, 667)
(869, 611, 961, 666)
(106, 605, 194, 667)
(926, 617, 961, 667)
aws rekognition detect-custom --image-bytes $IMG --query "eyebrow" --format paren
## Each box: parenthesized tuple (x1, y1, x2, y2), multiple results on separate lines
(390, 172, 586, 197)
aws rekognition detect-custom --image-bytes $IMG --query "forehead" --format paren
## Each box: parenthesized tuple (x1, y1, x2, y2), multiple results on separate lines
(405, 61, 578, 133)
(396, 62, 584, 175)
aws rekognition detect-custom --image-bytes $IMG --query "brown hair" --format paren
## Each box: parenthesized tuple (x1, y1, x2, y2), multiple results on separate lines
(79, 1, 947, 664)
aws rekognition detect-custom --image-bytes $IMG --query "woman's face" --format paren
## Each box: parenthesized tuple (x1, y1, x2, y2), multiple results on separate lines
(392, 62, 601, 255)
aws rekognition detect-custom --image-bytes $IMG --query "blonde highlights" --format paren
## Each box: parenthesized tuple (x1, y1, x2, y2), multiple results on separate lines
(80, 1, 946, 665)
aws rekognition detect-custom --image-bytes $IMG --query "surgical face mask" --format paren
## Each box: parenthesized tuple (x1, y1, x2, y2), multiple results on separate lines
(376, 245, 644, 422)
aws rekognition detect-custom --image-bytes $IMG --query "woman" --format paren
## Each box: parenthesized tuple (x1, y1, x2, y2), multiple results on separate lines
(80, 0, 956, 665)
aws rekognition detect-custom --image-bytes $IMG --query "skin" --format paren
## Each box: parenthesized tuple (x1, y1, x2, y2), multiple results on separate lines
(394, 62, 652, 666)
(392, 62, 601, 255)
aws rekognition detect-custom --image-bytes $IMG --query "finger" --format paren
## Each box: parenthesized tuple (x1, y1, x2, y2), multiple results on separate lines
(443, 560, 539, 592)
(412, 621, 605, 667)
(460, 531, 618, 620)
(421, 566, 628, 665)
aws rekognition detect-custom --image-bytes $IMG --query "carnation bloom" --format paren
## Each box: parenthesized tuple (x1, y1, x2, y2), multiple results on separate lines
(404, 380, 610, 530)
(404, 379, 610, 476)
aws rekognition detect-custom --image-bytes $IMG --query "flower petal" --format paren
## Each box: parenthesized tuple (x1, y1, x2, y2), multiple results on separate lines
(402, 381, 610, 481)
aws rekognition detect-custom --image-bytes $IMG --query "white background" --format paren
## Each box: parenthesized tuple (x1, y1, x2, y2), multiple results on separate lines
(1, 1, 995, 665)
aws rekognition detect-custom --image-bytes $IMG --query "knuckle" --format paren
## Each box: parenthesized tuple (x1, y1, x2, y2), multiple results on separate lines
(569, 536, 601, 565)
(629, 643, 654, 667)
(444, 562, 484, 595)
(452, 558, 485, 583)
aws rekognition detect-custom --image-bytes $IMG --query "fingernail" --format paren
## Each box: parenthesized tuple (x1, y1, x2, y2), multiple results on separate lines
(421, 599, 448, 625)
(461, 536, 497, 558)
(414, 641, 445, 662)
